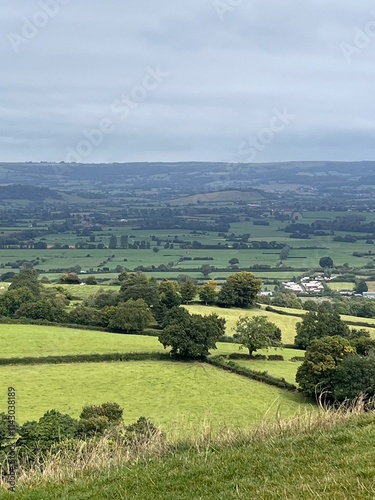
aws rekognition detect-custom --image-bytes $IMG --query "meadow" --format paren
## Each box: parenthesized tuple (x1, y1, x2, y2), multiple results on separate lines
(0, 324, 260, 359)
(186, 304, 301, 344)
(233, 358, 302, 384)
(0, 361, 310, 433)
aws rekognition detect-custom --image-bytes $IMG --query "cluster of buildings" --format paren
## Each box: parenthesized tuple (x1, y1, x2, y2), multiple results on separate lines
(282, 277, 325, 295)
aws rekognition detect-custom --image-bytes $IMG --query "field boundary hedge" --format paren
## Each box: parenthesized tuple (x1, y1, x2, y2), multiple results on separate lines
(0, 317, 161, 336)
(207, 356, 298, 391)
(265, 307, 375, 330)
(0, 352, 172, 366)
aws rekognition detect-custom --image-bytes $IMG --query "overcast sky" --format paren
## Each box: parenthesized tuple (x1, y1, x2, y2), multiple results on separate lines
(2, 0, 375, 163)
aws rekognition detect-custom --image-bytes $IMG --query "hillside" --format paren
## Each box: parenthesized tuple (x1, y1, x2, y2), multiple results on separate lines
(0, 185, 61, 201)
(171, 189, 267, 205)
(2, 413, 374, 499)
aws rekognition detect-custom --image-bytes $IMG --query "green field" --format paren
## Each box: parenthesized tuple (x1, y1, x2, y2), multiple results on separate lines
(234, 358, 302, 384)
(0, 361, 310, 433)
(0, 324, 256, 359)
(185, 304, 301, 344)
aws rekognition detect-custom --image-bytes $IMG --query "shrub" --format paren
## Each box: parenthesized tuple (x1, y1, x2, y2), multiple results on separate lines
(268, 354, 284, 361)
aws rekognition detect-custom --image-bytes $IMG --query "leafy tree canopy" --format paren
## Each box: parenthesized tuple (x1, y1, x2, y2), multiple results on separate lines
(218, 272, 262, 308)
(294, 310, 349, 349)
(296, 336, 355, 398)
(234, 316, 282, 356)
(158, 308, 225, 358)
(319, 256, 334, 268)
(9, 268, 41, 296)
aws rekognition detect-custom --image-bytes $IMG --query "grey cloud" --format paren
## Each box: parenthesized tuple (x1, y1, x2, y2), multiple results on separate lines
(1, 0, 375, 163)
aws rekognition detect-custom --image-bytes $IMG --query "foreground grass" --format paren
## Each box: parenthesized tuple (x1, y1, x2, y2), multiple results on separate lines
(2, 413, 374, 499)
(0, 361, 309, 432)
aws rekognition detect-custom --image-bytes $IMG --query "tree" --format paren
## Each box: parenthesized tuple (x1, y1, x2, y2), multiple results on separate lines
(218, 272, 262, 308)
(319, 256, 334, 268)
(355, 280, 368, 294)
(158, 310, 225, 358)
(228, 258, 239, 266)
(69, 306, 102, 326)
(199, 280, 218, 305)
(295, 336, 355, 398)
(9, 269, 41, 296)
(16, 299, 67, 323)
(109, 299, 154, 333)
(159, 281, 181, 309)
(119, 273, 159, 307)
(0, 287, 35, 316)
(85, 275, 97, 285)
(332, 355, 375, 401)
(180, 280, 197, 304)
(279, 246, 290, 261)
(108, 235, 117, 249)
(201, 264, 215, 278)
(234, 316, 282, 356)
(294, 310, 349, 349)
(59, 272, 81, 284)
(120, 235, 129, 249)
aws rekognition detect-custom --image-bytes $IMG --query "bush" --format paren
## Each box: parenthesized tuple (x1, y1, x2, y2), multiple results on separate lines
(124, 417, 162, 445)
(268, 354, 284, 361)
(253, 354, 267, 360)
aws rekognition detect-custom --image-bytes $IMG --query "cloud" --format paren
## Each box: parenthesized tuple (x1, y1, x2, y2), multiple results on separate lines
(1, 0, 375, 162)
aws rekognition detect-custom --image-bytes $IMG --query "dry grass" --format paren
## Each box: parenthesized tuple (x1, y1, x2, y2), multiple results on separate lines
(2, 397, 373, 491)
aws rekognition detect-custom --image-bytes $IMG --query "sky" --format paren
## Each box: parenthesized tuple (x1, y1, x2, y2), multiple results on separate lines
(1, 0, 375, 164)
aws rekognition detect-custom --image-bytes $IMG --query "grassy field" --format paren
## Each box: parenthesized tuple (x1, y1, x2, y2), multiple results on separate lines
(3, 414, 374, 499)
(0, 361, 310, 432)
(0, 324, 259, 359)
(185, 304, 301, 344)
(234, 358, 302, 384)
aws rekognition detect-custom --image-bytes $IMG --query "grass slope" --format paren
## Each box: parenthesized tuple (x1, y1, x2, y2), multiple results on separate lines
(0, 324, 302, 359)
(3, 415, 375, 499)
(186, 304, 300, 344)
(234, 358, 302, 384)
(0, 325, 165, 358)
(0, 361, 309, 432)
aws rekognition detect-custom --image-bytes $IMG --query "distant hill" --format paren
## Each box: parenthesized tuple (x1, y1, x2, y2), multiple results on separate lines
(0, 184, 62, 201)
(1, 161, 375, 194)
(171, 189, 267, 205)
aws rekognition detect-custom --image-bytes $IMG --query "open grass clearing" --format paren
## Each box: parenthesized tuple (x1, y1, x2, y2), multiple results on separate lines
(0, 361, 310, 434)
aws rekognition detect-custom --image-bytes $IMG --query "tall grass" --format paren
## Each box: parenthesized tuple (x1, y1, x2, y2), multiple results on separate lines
(2, 396, 373, 491)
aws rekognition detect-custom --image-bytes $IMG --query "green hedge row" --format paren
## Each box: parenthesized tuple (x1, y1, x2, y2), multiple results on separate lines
(0, 352, 171, 366)
(0, 317, 108, 332)
(0, 317, 162, 337)
(207, 356, 297, 391)
(227, 353, 284, 361)
(265, 306, 304, 318)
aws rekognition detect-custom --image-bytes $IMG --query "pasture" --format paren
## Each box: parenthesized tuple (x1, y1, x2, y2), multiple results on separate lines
(0, 324, 255, 358)
(185, 304, 301, 344)
(234, 358, 302, 384)
(0, 361, 310, 434)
